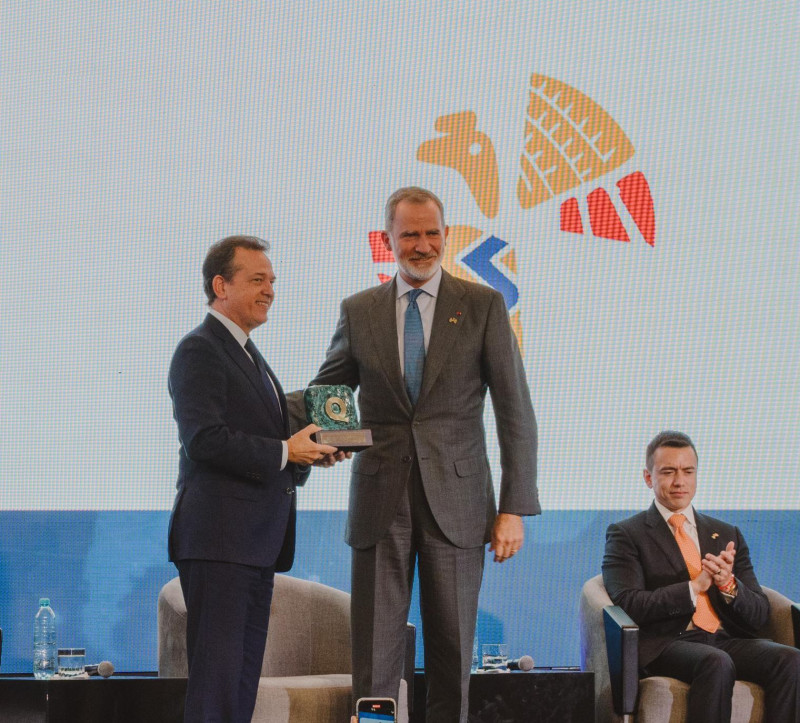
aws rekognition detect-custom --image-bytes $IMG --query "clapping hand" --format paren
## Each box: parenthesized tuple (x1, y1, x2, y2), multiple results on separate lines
(702, 541, 736, 589)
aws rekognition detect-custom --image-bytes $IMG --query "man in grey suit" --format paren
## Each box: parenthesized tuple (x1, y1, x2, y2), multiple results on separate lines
(307, 187, 540, 721)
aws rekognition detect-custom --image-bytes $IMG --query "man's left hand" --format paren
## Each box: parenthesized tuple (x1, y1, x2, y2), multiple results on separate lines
(313, 450, 352, 468)
(702, 541, 736, 589)
(489, 513, 524, 563)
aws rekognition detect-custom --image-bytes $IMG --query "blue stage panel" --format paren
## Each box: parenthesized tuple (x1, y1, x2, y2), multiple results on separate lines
(0, 510, 797, 673)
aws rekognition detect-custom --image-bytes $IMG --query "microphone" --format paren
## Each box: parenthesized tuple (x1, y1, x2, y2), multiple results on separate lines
(85, 661, 115, 678)
(506, 655, 534, 671)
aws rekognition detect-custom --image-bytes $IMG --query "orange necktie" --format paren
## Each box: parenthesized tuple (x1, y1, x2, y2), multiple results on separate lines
(668, 513, 720, 633)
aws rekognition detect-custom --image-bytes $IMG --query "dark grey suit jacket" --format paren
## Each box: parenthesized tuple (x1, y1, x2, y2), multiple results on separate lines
(168, 314, 303, 571)
(602, 502, 770, 668)
(304, 270, 540, 549)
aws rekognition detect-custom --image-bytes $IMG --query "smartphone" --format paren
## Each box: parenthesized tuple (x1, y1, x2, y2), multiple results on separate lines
(356, 697, 396, 722)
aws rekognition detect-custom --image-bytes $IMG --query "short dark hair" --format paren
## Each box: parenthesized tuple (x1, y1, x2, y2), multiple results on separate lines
(202, 235, 270, 304)
(384, 186, 445, 232)
(645, 430, 698, 471)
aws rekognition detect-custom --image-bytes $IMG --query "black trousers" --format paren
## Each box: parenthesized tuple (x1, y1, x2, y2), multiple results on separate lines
(176, 559, 275, 723)
(644, 628, 800, 723)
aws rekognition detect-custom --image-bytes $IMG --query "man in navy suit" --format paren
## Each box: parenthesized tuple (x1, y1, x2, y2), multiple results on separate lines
(168, 235, 340, 722)
(603, 430, 800, 722)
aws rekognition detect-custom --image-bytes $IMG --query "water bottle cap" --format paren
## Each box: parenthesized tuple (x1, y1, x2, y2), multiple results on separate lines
(39, 597, 50, 607)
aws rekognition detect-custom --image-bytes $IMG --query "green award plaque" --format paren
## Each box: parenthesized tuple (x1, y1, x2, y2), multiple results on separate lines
(304, 385, 373, 452)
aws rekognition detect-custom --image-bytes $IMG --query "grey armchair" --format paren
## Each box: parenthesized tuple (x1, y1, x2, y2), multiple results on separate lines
(158, 574, 413, 723)
(579, 574, 800, 723)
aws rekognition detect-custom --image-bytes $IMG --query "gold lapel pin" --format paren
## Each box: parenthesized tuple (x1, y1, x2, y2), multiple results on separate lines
(449, 317, 458, 324)
(711, 532, 719, 539)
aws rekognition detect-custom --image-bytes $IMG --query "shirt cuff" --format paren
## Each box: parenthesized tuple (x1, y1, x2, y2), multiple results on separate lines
(719, 577, 738, 601)
(280, 441, 288, 470)
(688, 581, 697, 605)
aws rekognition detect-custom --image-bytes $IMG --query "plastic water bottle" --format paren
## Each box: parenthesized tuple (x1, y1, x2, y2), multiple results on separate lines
(33, 598, 57, 679)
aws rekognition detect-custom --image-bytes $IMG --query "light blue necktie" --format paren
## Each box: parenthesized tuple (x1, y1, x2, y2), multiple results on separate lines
(404, 289, 425, 405)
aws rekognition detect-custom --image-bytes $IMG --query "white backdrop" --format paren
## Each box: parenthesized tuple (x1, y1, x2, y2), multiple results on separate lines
(2, 0, 798, 510)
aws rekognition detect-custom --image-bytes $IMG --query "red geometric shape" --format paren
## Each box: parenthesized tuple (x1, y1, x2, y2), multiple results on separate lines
(560, 197, 583, 234)
(617, 171, 655, 246)
(369, 231, 395, 262)
(587, 188, 630, 242)
(378, 273, 392, 284)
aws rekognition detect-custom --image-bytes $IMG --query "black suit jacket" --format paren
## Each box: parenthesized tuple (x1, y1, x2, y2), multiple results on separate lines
(168, 314, 302, 571)
(602, 502, 770, 668)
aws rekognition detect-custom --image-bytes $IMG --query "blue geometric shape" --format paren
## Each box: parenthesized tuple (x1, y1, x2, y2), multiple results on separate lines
(461, 235, 519, 311)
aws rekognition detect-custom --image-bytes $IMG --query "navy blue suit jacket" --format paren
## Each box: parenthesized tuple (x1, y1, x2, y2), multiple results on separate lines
(602, 502, 770, 668)
(168, 314, 301, 571)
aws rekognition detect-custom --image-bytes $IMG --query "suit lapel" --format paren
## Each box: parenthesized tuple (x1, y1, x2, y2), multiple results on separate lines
(205, 315, 278, 416)
(644, 502, 691, 579)
(417, 271, 466, 405)
(262, 355, 289, 435)
(695, 510, 723, 558)
(368, 278, 412, 414)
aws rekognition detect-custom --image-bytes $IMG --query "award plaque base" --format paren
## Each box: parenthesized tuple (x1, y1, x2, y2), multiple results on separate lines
(313, 428, 373, 452)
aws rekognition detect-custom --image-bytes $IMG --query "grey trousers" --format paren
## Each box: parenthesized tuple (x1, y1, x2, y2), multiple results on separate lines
(350, 463, 485, 723)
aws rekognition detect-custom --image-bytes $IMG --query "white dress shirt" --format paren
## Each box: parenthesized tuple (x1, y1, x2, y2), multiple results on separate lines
(654, 499, 700, 550)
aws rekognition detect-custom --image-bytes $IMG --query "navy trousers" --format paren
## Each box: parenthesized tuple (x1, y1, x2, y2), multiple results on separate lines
(177, 559, 276, 723)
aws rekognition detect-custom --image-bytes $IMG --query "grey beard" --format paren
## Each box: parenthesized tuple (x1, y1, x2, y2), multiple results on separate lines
(396, 256, 442, 282)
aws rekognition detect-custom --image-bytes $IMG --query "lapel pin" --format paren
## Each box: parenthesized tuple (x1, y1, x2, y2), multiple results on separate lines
(456, 311, 462, 316)
(449, 317, 458, 324)
(711, 532, 719, 539)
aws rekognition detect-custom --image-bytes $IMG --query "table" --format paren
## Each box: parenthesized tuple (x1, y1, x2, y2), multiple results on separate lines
(0, 675, 187, 723)
(412, 669, 594, 722)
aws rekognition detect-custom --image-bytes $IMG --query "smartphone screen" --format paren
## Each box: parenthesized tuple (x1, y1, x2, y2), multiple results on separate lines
(357, 697, 396, 722)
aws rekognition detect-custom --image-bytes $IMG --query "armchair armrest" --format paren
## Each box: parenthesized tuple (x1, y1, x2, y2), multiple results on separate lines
(792, 603, 800, 649)
(603, 605, 639, 716)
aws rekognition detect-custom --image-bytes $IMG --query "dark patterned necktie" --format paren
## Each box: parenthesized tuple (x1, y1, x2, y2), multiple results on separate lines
(244, 338, 282, 420)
